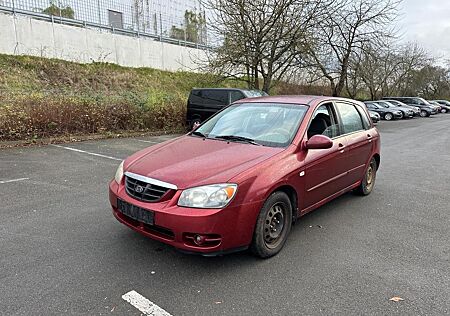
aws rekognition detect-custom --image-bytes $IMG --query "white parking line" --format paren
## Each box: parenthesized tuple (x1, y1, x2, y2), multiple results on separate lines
(135, 139, 160, 144)
(122, 290, 173, 316)
(0, 178, 29, 184)
(51, 144, 122, 161)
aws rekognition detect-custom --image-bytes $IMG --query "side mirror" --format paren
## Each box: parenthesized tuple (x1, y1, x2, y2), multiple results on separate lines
(305, 135, 333, 150)
(192, 121, 201, 131)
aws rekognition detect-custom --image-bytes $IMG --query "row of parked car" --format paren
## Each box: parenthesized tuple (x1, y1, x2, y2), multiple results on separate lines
(364, 97, 450, 123)
(185, 88, 450, 128)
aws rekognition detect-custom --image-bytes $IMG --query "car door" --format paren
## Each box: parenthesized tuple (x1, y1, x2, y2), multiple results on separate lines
(335, 101, 373, 186)
(301, 102, 350, 210)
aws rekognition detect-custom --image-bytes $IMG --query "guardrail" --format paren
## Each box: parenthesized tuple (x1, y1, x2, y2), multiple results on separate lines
(0, 5, 211, 50)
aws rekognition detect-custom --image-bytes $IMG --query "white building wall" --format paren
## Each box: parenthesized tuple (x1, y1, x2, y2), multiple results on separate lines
(0, 12, 205, 71)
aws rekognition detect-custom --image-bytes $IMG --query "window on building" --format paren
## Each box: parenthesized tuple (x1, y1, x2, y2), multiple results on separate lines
(108, 10, 123, 29)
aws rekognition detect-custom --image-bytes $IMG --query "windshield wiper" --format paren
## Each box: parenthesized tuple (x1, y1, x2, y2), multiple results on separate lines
(214, 135, 262, 146)
(191, 131, 207, 138)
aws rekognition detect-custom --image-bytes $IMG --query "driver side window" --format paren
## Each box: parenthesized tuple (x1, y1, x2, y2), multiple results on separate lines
(307, 103, 340, 139)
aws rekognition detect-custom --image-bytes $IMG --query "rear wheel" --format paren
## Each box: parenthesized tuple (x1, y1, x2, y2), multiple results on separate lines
(355, 157, 377, 196)
(250, 191, 292, 258)
(384, 113, 393, 121)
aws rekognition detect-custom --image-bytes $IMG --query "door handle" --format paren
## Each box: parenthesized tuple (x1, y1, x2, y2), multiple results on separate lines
(338, 143, 345, 153)
(367, 134, 372, 142)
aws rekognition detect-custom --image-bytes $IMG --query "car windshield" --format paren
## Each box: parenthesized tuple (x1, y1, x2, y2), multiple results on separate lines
(191, 103, 308, 147)
(418, 98, 431, 105)
(378, 102, 394, 108)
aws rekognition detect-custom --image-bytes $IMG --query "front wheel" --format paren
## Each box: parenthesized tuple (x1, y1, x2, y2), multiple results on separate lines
(420, 110, 429, 117)
(441, 108, 448, 113)
(250, 192, 292, 258)
(355, 157, 377, 196)
(384, 113, 393, 121)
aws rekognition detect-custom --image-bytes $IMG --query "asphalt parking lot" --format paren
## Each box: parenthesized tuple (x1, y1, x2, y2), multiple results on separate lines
(1, 115, 449, 315)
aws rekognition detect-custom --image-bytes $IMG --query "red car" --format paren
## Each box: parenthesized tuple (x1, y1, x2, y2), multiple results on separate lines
(109, 96, 380, 258)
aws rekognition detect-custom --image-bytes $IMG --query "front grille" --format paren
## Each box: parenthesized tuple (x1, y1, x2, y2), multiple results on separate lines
(125, 175, 170, 202)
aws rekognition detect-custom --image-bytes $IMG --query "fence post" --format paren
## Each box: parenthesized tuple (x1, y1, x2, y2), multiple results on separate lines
(12, 0, 15, 14)
(58, 0, 62, 24)
(97, 0, 101, 24)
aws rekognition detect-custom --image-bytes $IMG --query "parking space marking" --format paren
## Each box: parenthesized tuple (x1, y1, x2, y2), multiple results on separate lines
(122, 290, 173, 316)
(0, 178, 29, 184)
(51, 144, 122, 161)
(135, 139, 160, 144)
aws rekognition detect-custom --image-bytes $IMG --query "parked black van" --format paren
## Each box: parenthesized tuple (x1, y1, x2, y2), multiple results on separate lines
(382, 97, 437, 117)
(186, 88, 268, 128)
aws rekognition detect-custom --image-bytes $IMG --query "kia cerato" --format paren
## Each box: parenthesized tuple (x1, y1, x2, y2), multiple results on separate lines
(109, 96, 380, 258)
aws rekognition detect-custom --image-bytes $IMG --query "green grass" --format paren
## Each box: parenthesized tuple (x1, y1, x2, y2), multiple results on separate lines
(0, 54, 248, 141)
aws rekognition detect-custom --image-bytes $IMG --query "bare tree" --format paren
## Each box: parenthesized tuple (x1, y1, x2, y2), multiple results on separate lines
(203, 0, 330, 93)
(306, 0, 400, 96)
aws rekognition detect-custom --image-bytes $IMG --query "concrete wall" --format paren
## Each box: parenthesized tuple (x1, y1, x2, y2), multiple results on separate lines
(0, 12, 206, 71)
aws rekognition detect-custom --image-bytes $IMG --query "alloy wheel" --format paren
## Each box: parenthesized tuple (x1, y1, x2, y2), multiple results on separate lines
(385, 113, 393, 121)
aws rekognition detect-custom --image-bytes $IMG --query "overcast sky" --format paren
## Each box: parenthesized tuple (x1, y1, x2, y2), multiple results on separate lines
(399, 0, 450, 62)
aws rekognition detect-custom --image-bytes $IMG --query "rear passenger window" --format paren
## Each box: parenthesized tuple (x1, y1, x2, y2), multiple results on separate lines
(230, 91, 245, 103)
(202, 90, 228, 105)
(190, 90, 229, 106)
(336, 102, 364, 134)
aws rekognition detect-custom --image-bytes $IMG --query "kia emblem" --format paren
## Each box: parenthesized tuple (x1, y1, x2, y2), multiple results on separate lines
(135, 185, 144, 193)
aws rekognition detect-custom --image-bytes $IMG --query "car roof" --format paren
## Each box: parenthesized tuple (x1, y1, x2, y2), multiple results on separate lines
(233, 95, 359, 106)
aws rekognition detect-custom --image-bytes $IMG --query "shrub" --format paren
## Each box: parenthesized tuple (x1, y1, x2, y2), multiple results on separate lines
(0, 92, 185, 141)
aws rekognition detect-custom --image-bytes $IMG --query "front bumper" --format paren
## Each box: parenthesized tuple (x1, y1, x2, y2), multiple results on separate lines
(403, 111, 414, 118)
(109, 180, 261, 254)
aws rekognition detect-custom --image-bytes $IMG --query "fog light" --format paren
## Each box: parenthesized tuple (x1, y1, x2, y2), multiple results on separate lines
(194, 234, 206, 245)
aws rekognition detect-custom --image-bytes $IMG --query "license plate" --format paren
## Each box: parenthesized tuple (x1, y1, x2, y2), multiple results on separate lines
(117, 199, 154, 225)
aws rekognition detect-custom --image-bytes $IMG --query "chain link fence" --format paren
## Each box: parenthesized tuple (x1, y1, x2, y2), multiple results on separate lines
(0, 0, 209, 48)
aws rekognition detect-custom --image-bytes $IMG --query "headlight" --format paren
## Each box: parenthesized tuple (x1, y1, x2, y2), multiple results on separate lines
(178, 184, 238, 208)
(114, 161, 124, 184)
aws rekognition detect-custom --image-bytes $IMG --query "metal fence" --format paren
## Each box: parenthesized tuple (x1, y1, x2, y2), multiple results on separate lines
(0, 0, 209, 49)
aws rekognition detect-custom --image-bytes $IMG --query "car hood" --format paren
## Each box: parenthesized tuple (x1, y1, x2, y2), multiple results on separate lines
(126, 136, 284, 189)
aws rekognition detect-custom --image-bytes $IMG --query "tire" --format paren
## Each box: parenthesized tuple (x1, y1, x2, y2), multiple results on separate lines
(398, 112, 404, 119)
(355, 157, 377, 196)
(420, 110, 428, 117)
(250, 191, 292, 258)
(384, 113, 393, 121)
(441, 108, 447, 113)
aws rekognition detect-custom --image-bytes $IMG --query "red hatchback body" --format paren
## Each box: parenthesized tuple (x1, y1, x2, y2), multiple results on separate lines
(109, 96, 380, 257)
